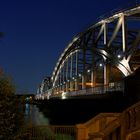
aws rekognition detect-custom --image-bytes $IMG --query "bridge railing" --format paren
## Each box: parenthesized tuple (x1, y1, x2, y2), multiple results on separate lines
(66, 81, 124, 97)
(40, 81, 124, 99)
(121, 101, 140, 139)
(21, 125, 76, 140)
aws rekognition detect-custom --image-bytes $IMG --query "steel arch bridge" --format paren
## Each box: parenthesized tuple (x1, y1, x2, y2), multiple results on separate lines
(36, 5, 140, 99)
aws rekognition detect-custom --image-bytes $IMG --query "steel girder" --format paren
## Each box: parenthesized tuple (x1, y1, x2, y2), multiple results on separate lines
(37, 5, 140, 97)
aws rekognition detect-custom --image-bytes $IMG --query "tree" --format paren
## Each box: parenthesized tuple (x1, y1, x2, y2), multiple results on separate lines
(0, 75, 15, 96)
(0, 74, 24, 140)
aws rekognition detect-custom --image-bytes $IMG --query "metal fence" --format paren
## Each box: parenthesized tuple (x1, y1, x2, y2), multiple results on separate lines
(38, 81, 124, 99)
(66, 81, 124, 97)
(23, 125, 76, 140)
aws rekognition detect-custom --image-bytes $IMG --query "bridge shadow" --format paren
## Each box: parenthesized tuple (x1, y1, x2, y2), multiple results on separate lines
(36, 67, 140, 125)
(36, 92, 126, 125)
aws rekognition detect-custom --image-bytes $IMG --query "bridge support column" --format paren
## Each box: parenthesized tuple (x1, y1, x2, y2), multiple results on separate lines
(56, 80, 59, 94)
(55, 87, 57, 95)
(67, 83, 70, 92)
(65, 83, 68, 92)
(75, 79, 78, 91)
(122, 14, 127, 54)
(104, 64, 110, 86)
(63, 84, 66, 92)
(70, 81, 74, 91)
(78, 76, 82, 90)
(91, 69, 96, 87)
(82, 75, 86, 89)
(75, 50, 79, 91)
(60, 85, 62, 93)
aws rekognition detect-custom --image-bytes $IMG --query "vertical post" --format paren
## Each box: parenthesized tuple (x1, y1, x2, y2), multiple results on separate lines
(104, 63, 107, 85)
(76, 50, 78, 76)
(75, 50, 78, 91)
(82, 45, 86, 89)
(91, 70, 94, 88)
(82, 75, 86, 89)
(66, 57, 69, 92)
(104, 60, 110, 86)
(70, 53, 73, 78)
(57, 78, 59, 94)
(91, 31, 96, 90)
(63, 63, 65, 92)
(104, 23, 107, 45)
(59, 69, 62, 93)
(103, 22, 109, 86)
(122, 14, 127, 54)
(70, 53, 73, 91)
(57, 79, 59, 93)
(76, 124, 88, 140)
(91, 69, 96, 87)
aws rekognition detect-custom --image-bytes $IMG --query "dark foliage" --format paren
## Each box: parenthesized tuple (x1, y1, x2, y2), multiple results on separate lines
(0, 75, 24, 140)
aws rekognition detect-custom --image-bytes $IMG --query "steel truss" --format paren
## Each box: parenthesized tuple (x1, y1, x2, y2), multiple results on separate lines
(37, 5, 140, 98)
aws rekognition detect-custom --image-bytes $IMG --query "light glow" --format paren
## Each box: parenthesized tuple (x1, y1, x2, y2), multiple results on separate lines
(78, 73, 81, 77)
(87, 69, 90, 73)
(61, 92, 67, 99)
(99, 63, 103, 67)
(117, 54, 121, 59)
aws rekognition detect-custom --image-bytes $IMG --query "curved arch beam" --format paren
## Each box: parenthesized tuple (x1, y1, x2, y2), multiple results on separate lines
(51, 5, 140, 87)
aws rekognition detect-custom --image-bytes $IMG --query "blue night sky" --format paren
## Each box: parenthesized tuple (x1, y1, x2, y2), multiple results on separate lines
(0, 0, 136, 94)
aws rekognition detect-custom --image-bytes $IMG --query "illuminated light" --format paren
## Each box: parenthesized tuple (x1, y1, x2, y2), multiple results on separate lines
(100, 49, 108, 57)
(113, 12, 123, 18)
(30, 96, 32, 100)
(113, 14, 119, 18)
(117, 54, 121, 59)
(67, 80, 70, 82)
(68, 42, 73, 47)
(73, 36, 78, 42)
(117, 58, 132, 76)
(47, 95, 50, 100)
(42, 96, 44, 100)
(63, 82, 66, 84)
(86, 82, 93, 86)
(74, 79, 77, 81)
(99, 63, 103, 67)
(87, 69, 90, 73)
(78, 73, 81, 77)
(61, 92, 67, 99)
(70, 52, 75, 56)
(98, 19, 105, 24)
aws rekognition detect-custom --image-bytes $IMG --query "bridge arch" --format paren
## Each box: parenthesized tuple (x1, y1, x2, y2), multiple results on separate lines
(37, 5, 140, 98)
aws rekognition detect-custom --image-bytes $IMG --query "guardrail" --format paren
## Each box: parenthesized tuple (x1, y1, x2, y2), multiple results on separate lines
(22, 125, 76, 140)
(76, 113, 120, 140)
(36, 82, 124, 99)
(65, 82, 124, 97)
(121, 101, 140, 139)
(21, 101, 140, 140)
